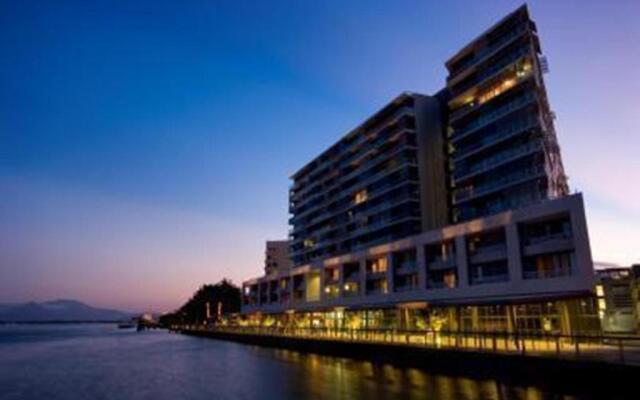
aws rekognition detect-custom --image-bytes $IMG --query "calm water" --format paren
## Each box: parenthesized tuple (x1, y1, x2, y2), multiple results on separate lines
(0, 324, 585, 400)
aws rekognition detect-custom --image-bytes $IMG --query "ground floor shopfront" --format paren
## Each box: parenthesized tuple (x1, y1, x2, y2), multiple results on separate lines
(233, 297, 601, 336)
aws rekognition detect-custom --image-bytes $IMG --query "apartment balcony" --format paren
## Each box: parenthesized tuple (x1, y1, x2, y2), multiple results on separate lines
(522, 233, 574, 257)
(427, 257, 456, 271)
(344, 272, 361, 283)
(449, 45, 531, 100)
(365, 287, 388, 296)
(343, 288, 360, 298)
(291, 109, 415, 201)
(366, 271, 387, 281)
(453, 141, 543, 183)
(350, 233, 399, 253)
(292, 141, 416, 212)
(523, 266, 573, 280)
(453, 166, 545, 205)
(449, 70, 535, 124)
(292, 178, 419, 236)
(289, 157, 418, 226)
(312, 211, 419, 252)
(395, 283, 419, 293)
(324, 277, 339, 286)
(302, 196, 418, 248)
(469, 273, 509, 285)
(469, 244, 508, 264)
(395, 261, 418, 275)
(448, 23, 529, 78)
(450, 91, 537, 144)
(452, 116, 540, 163)
(426, 281, 454, 290)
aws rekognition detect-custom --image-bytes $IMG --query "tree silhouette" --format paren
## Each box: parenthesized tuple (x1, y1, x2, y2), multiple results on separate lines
(160, 279, 241, 326)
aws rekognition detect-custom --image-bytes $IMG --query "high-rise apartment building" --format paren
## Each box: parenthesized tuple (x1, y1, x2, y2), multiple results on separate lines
(445, 6, 568, 222)
(240, 5, 598, 336)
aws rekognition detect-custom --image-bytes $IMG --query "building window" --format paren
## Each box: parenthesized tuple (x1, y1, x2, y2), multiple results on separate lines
(469, 260, 509, 285)
(522, 251, 574, 280)
(354, 189, 368, 205)
(367, 256, 388, 273)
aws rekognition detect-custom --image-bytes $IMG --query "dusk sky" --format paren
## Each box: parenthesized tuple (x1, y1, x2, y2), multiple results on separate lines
(1, 0, 639, 312)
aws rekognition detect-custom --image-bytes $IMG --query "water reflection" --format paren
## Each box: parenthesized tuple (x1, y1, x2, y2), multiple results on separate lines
(266, 348, 577, 400)
(0, 325, 583, 400)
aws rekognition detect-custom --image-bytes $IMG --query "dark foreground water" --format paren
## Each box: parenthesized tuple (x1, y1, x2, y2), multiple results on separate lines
(0, 324, 585, 400)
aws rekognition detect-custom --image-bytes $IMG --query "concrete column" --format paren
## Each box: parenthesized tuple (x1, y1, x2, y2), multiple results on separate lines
(385, 253, 394, 294)
(359, 258, 367, 297)
(272, 281, 279, 304)
(318, 269, 326, 302)
(455, 236, 469, 288)
(506, 223, 523, 283)
(570, 198, 594, 279)
(288, 277, 294, 305)
(257, 283, 262, 306)
(416, 244, 427, 290)
(338, 263, 345, 298)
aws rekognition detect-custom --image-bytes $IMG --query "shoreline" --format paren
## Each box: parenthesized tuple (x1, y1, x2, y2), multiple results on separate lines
(180, 328, 639, 397)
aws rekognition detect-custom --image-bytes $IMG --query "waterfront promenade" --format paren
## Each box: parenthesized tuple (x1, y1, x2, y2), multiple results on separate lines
(180, 325, 640, 367)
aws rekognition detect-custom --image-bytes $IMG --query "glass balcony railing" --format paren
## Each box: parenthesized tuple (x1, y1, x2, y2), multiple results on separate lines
(453, 116, 540, 162)
(450, 46, 531, 98)
(453, 141, 542, 182)
(524, 231, 572, 246)
(449, 24, 528, 76)
(291, 155, 417, 224)
(523, 266, 573, 280)
(454, 165, 545, 204)
(299, 173, 418, 229)
(314, 215, 418, 252)
(469, 243, 507, 257)
(293, 136, 415, 207)
(395, 284, 419, 293)
(470, 273, 509, 285)
(427, 257, 456, 270)
(291, 109, 415, 200)
(451, 91, 537, 142)
(344, 272, 360, 282)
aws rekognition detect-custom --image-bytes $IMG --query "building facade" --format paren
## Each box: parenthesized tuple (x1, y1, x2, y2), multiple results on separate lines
(240, 5, 598, 336)
(632, 265, 640, 333)
(289, 93, 448, 267)
(264, 240, 291, 276)
(445, 6, 567, 223)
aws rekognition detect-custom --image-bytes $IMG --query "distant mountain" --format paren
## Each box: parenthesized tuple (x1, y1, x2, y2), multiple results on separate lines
(0, 299, 132, 322)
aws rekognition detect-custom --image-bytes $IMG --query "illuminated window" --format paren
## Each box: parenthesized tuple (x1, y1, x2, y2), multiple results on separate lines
(444, 271, 457, 288)
(354, 189, 368, 205)
(368, 256, 388, 273)
(303, 238, 315, 248)
(597, 298, 607, 311)
(595, 285, 604, 297)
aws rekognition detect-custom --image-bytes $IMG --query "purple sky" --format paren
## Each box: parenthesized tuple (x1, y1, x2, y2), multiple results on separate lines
(1, 0, 639, 312)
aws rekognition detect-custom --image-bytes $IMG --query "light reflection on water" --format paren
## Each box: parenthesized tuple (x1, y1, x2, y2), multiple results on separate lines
(0, 324, 579, 400)
(266, 348, 576, 400)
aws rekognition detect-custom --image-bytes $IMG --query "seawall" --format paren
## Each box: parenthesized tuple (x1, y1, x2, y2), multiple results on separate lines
(180, 328, 638, 397)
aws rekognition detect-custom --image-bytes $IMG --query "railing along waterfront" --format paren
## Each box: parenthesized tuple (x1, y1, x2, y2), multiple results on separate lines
(181, 325, 640, 366)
